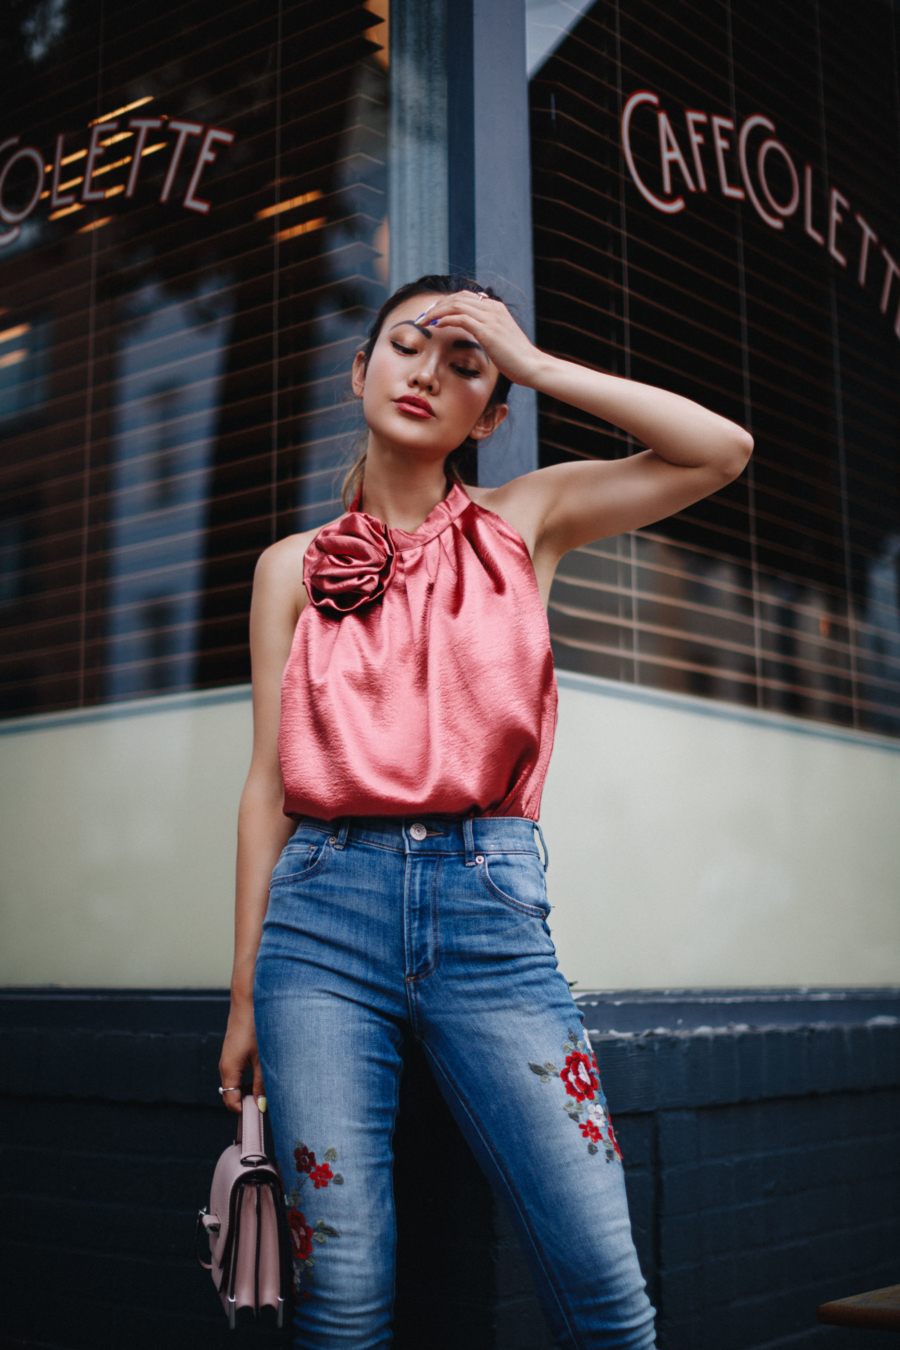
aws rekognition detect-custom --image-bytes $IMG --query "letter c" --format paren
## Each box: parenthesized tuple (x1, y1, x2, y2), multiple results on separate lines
(738, 115, 783, 230)
(0, 136, 45, 245)
(621, 91, 685, 214)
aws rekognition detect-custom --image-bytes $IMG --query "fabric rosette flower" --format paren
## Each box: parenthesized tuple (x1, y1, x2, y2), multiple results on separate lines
(304, 511, 396, 614)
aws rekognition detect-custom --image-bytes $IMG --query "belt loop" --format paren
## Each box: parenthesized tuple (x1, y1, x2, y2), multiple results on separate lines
(334, 819, 351, 849)
(463, 817, 476, 866)
(533, 821, 549, 872)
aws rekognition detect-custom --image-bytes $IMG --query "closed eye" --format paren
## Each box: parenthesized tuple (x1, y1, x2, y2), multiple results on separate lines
(391, 340, 418, 355)
(452, 365, 481, 378)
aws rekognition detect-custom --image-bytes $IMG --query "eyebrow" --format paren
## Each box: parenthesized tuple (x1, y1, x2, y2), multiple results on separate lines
(388, 320, 486, 355)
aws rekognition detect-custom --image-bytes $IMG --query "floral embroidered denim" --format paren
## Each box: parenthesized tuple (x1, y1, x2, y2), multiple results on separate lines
(254, 814, 656, 1349)
(283, 1142, 345, 1300)
(530, 1029, 623, 1163)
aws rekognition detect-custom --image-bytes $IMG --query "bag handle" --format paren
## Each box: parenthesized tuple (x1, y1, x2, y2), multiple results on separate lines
(238, 1092, 267, 1164)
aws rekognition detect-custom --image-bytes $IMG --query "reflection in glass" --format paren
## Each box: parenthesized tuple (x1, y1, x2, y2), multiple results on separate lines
(0, 0, 388, 717)
(106, 280, 232, 698)
(532, 0, 900, 736)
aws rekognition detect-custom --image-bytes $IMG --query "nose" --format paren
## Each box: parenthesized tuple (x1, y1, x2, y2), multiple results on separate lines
(410, 345, 440, 392)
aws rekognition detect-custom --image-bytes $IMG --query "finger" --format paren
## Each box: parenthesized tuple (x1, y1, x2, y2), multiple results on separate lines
(424, 292, 503, 321)
(253, 1055, 267, 1113)
(219, 1059, 245, 1113)
(222, 1085, 244, 1113)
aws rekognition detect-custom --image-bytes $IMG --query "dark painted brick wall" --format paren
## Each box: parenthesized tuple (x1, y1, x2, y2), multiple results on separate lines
(1, 993, 898, 1350)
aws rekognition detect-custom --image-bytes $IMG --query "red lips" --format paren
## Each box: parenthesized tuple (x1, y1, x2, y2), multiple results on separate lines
(394, 395, 434, 418)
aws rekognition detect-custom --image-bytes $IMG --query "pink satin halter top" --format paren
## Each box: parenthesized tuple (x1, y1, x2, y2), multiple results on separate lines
(278, 482, 558, 822)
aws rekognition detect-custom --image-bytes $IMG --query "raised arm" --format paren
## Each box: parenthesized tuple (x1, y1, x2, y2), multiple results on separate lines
(218, 537, 308, 1113)
(426, 290, 753, 563)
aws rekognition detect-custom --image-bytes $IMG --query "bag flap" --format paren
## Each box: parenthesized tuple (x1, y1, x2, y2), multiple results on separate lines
(208, 1143, 281, 1267)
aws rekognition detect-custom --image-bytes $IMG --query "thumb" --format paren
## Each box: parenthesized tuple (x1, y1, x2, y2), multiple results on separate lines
(253, 1053, 267, 1114)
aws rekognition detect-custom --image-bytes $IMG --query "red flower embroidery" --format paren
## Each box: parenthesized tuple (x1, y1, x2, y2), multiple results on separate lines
(580, 1119, 602, 1143)
(309, 1163, 333, 1189)
(608, 1122, 623, 1160)
(294, 1145, 316, 1175)
(304, 511, 396, 614)
(561, 1051, 597, 1103)
(286, 1207, 314, 1261)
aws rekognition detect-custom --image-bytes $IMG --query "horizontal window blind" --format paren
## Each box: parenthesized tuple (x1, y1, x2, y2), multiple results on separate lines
(0, 0, 387, 716)
(530, 0, 900, 736)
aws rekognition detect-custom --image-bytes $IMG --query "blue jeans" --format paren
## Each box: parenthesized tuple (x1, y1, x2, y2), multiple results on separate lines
(254, 815, 656, 1349)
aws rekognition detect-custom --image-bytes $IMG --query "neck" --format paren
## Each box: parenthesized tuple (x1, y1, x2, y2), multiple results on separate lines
(358, 439, 454, 532)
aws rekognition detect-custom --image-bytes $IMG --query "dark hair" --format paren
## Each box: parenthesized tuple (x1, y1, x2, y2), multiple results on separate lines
(341, 274, 513, 507)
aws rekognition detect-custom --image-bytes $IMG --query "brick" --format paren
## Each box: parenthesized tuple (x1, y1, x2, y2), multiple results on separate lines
(658, 1211, 701, 1268)
(808, 1026, 850, 1095)
(595, 1034, 659, 1113)
(707, 1031, 741, 1104)
(658, 1110, 698, 1166)
(845, 1024, 876, 1091)
(736, 1030, 766, 1102)
(869, 1024, 900, 1087)
(623, 1169, 654, 1232)
(615, 1110, 655, 1167)
(659, 1263, 701, 1322)
(654, 1036, 689, 1109)
(659, 1162, 705, 1216)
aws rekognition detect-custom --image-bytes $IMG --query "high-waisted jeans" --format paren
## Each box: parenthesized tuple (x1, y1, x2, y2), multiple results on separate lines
(253, 815, 657, 1349)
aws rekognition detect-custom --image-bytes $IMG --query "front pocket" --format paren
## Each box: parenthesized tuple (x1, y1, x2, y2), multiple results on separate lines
(269, 834, 333, 887)
(477, 853, 549, 918)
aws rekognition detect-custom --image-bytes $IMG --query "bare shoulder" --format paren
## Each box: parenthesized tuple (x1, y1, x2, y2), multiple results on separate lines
(252, 514, 342, 618)
(467, 465, 571, 556)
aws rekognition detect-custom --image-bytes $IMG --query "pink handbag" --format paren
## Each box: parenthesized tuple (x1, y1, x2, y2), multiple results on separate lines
(195, 1093, 291, 1329)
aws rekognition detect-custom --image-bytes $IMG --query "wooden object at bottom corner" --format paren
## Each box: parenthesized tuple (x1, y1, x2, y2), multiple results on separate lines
(818, 1285, 900, 1333)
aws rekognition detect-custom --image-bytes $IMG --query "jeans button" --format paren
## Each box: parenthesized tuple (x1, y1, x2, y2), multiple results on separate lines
(409, 822, 427, 841)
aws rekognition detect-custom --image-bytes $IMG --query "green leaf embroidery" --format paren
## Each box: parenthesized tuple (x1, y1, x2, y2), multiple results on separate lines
(324, 1147, 338, 1162)
(588, 1143, 599, 1155)
(304, 1257, 315, 1269)
(319, 1224, 339, 1238)
(543, 1062, 559, 1075)
(333, 1174, 344, 1185)
(313, 1232, 326, 1244)
(529, 1062, 547, 1076)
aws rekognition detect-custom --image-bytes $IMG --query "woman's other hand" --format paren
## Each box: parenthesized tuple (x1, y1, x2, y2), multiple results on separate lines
(426, 289, 543, 388)
(219, 998, 264, 1114)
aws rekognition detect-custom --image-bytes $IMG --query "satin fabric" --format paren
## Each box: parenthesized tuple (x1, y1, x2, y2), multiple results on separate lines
(278, 482, 558, 821)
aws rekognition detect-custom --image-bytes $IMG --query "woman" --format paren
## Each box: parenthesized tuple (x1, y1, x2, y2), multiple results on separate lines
(219, 275, 753, 1347)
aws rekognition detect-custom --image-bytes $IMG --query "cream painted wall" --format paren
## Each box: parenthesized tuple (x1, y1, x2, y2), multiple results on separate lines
(1, 675, 898, 988)
(544, 673, 900, 990)
(0, 689, 252, 987)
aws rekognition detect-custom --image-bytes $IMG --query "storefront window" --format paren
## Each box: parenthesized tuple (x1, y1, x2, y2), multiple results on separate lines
(0, 0, 388, 716)
(529, 0, 900, 736)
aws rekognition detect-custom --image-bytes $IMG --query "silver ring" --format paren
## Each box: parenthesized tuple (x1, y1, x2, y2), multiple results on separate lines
(477, 291, 490, 300)
(218, 1086, 242, 1095)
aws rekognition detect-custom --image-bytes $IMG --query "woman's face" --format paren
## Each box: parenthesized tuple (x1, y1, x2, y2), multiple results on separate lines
(351, 292, 507, 461)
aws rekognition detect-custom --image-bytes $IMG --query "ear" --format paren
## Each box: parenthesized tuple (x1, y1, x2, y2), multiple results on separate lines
(468, 402, 508, 442)
(351, 351, 366, 399)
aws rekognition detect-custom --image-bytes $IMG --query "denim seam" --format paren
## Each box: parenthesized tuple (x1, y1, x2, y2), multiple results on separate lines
(405, 857, 442, 987)
(420, 1041, 584, 1349)
(476, 858, 550, 919)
